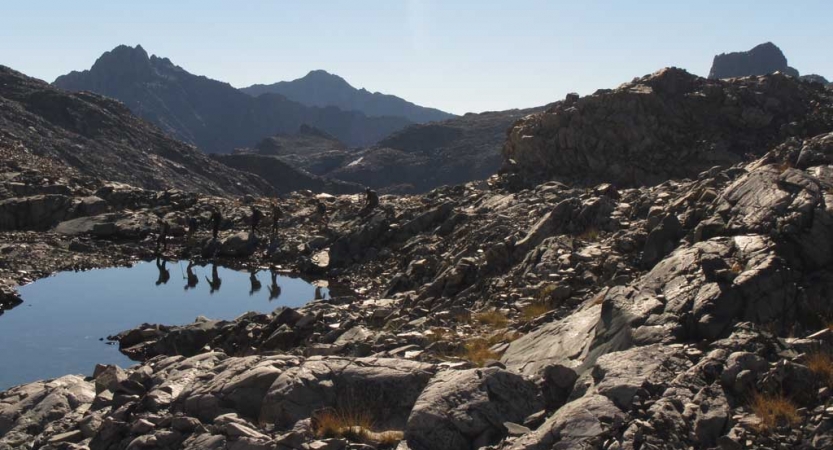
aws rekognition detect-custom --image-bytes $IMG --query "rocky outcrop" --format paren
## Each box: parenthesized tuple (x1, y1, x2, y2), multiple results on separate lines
(53, 45, 412, 152)
(242, 70, 455, 124)
(708, 42, 799, 79)
(503, 68, 833, 187)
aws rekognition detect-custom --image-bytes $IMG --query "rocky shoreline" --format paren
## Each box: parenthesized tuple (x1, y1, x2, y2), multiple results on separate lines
(4, 70, 833, 449)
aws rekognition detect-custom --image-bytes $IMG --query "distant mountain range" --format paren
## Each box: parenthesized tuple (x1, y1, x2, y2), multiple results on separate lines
(242, 70, 455, 124)
(53, 45, 413, 153)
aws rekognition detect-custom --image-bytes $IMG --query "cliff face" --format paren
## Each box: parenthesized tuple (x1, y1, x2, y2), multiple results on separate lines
(242, 70, 455, 124)
(0, 65, 271, 196)
(54, 45, 413, 153)
(504, 68, 833, 187)
(708, 42, 799, 79)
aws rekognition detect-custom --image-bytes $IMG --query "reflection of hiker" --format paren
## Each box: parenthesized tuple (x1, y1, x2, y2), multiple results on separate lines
(314, 286, 323, 300)
(155, 257, 170, 286)
(362, 188, 379, 215)
(156, 218, 170, 253)
(267, 269, 281, 301)
(249, 269, 262, 296)
(271, 202, 283, 235)
(184, 261, 198, 290)
(210, 210, 222, 240)
(251, 206, 263, 238)
(206, 263, 222, 293)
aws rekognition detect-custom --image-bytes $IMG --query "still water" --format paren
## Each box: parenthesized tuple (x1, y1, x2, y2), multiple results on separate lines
(0, 260, 327, 390)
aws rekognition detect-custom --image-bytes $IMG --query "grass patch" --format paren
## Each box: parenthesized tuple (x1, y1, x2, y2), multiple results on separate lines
(313, 409, 403, 447)
(806, 351, 833, 386)
(521, 302, 552, 321)
(576, 227, 600, 240)
(475, 310, 508, 328)
(425, 327, 451, 343)
(750, 393, 800, 430)
(461, 338, 500, 367)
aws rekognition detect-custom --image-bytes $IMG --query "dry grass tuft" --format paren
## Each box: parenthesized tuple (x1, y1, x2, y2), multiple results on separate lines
(475, 310, 508, 328)
(461, 338, 500, 367)
(314, 409, 373, 440)
(750, 393, 801, 430)
(730, 261, 744, 274)
(425, 327, 451, 343)
(521, 302, 551, 321)
(806, 351, 833, 386)
(576, 227, 600, 241)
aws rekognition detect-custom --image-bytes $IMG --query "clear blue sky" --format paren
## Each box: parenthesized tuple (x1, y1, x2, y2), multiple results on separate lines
(1, 1, 830, 115)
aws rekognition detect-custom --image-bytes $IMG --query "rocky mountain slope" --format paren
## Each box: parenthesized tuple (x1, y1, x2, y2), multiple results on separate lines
(0, 65, 271, 197)
(4, 69, 833, 450)
(505, 67, 833, 187)
(241, 125, 353, 176)
(242, 70, 455, 124)
(709, 42, 829, 85)
(212, 153, 364, 195)
(326, 107, 544, 193)
(53, 45, 412, 153)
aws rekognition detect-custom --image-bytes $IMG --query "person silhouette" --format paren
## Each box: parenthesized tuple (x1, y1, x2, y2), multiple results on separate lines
(249, 268, 262, 296)
(155, 257, 170, 286)
(314, 286, 323, 300)
(210, 210, 222, 240)
(184, 261, 199, 290)
(206, 263, 222, 294)
(267, 269, 281, 301)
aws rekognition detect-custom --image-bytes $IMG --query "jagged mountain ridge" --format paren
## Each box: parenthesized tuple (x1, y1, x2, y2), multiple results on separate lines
(241, 70, 455, 124)
(53, 45, 413, 153)
(0, 64, 272, 196)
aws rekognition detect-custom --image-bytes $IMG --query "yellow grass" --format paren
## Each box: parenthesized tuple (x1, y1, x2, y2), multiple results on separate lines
(750, 393, 800, 430)
(806, 351, 833, 386)
(474, 310, 508, 328)
(461, 339, 500, 367)
(313, 409, 403, 447)
(521, 302, 551, 321)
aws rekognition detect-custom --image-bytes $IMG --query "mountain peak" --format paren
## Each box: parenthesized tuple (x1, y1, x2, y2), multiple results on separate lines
(709, 41, 798, 79)
(87, 44, 154, 80)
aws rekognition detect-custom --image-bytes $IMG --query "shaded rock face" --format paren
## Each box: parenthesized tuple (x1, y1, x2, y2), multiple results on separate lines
(330, 107, 545, 194)
(242, 70, 455, 124)
(213, 153, 364, 195)
(0, 65, 272, 197)
(503, 68, 833, 187)
(708, 42, 799, 79)
(246, 125, 353, 176)
(53, 45, 412, 152)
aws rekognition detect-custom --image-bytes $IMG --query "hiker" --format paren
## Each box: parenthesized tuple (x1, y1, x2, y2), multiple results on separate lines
(249, 268, 262, 295)
(314, 286, 324, 300)
(271, 202, 283, 235)
(267, 268, 281, 301)
(186, 216, 198, 239)
(316, 199, 328, 229)
(184, 261, 199, 290)
(155, 257, 170, 286)
(210, 209, 222, 240)
(251, 206, 263, 238)
(156, 218, 170, 253)
(362, 188, 379, 215)
(206, 263, 222, 293)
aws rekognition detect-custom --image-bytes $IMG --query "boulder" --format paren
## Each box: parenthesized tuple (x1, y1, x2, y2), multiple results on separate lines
(405, 368, 543, 450)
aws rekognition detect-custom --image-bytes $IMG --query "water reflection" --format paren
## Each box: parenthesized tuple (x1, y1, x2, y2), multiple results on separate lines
(249, 268, 262, 296)
(155, 257, 170, 286)
(206, 263, 222, 293)
(0, 261, 330, 390)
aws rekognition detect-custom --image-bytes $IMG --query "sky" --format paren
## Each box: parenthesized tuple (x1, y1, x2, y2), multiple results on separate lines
(1, 1, 830, 115)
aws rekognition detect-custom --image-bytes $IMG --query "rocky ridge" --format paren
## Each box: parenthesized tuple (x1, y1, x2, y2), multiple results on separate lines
(0, 65, 272, 197)
(504, 67, 833, 187)
(3, 70, 833, 450)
